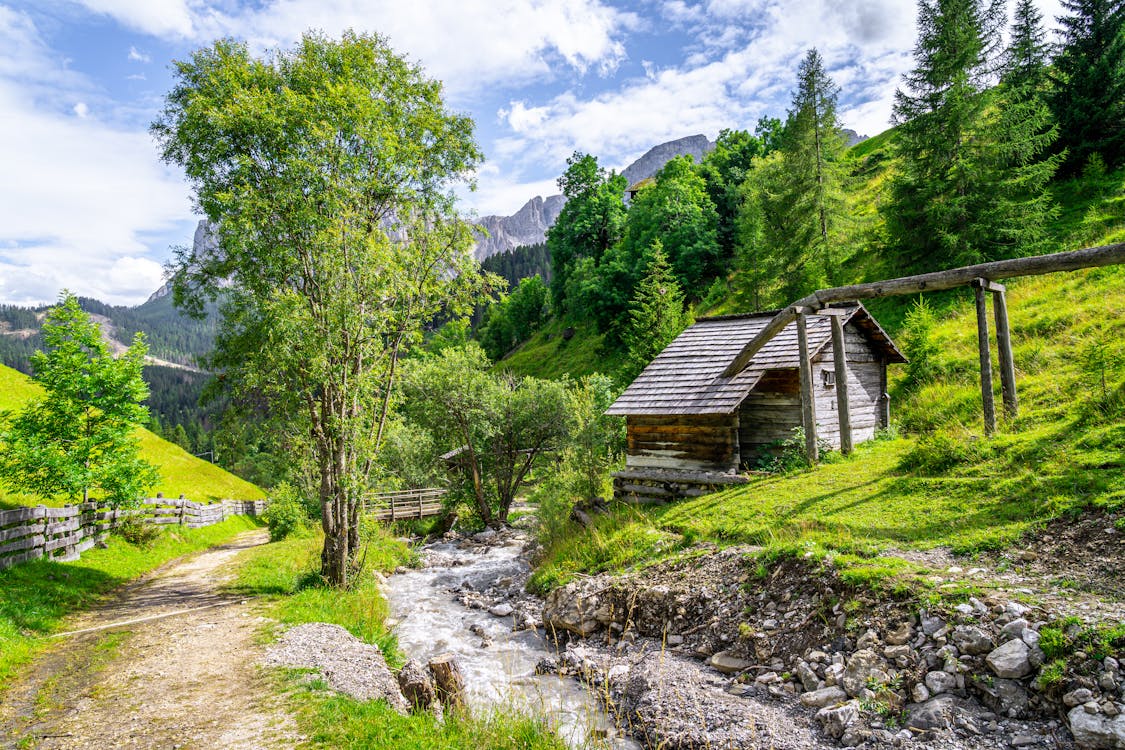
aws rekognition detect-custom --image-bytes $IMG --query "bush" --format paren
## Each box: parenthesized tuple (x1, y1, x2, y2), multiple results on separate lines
(113, 516, 161, 548)
(262, 482, 311, 542)
(756, 427, 830, 473)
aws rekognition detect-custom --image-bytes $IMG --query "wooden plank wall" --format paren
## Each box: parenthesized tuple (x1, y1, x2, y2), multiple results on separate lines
(625, 414, 740, 472)
(0, 497, 267, 572)
(739, 328, 885, 462)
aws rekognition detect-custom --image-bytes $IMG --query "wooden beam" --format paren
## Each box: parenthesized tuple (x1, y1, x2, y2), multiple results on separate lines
(992, 287, 1018, 419)
(723, 242, 1125, 377)
(975, 284, 997, 435)
(830, 314, 853, 455)
(796, 312, 819, 462)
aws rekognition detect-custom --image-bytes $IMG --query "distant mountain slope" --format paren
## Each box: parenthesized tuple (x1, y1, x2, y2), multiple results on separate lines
(0, 363, 263, 504)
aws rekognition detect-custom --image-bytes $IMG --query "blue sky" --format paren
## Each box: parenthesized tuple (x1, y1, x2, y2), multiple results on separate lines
(0, 0, 1064, 306)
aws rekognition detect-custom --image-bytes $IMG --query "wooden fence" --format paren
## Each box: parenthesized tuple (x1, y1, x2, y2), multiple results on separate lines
(0, 497, 266, 571)
(369, 488, 446, 522)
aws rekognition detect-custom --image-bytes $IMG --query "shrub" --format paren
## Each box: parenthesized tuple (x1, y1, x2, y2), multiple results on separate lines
(262, 482, 311, 542)
(899, 430, 992, 474)
(113, 516, 161, 548)
(757, 427, 830, 473)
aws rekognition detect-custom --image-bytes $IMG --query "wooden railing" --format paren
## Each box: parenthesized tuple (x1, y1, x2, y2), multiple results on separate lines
(369, 488, 446, 522)
(0, 497, 266, 571)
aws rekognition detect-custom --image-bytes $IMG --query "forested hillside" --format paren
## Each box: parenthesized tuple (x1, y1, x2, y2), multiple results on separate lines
(481, 0, 1125, 383)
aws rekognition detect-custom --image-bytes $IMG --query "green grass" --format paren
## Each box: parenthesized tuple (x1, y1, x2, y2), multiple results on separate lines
(231, 531, 567, 750)
(533, 262, 1125, 595)
(0, 514, 262, 690)
(0, 363, 264, 508)
(497, 319, 625, 381)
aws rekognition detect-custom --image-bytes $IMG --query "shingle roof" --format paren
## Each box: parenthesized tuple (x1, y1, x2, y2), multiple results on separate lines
(606, 304, 905, 416)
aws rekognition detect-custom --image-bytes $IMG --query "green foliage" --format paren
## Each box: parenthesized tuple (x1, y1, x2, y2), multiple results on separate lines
(900, 296, 943, 388)
(262, 481, 313, 542)
(698, 128, 768, 260)
(620, 155, 722, 295)
(621, 245, 692, 384)
(899, 430, 994, 474)
(374, 419, 444, 491)
(561, 374, 624, 501)
(153, 31, 491, 586)
(1036, 658, 1068, 689)
(112, 516, 162, 548)
(1050, 0, 1125, 172)
(756, 427, 830, 474)
(0, 293, 158, 507)
(479, 275, 550, 360)
(400, 344, 570, 527)
(546, 152, 628, 315)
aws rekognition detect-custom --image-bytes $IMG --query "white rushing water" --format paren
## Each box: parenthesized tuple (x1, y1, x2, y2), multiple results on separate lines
(383, 537, 638, 749)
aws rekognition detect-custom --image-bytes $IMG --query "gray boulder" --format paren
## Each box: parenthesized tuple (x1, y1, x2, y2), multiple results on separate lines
(1068, 706, 1125, 749)
(986, 638, 1033, 679)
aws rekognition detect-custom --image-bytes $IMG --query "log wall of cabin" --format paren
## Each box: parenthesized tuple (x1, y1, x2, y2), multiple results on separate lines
(739, 326, 886, 464)
(625, 414, 740, 472)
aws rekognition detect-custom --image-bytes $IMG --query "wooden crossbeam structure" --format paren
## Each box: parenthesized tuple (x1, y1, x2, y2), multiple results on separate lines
(724, 242, 1125, 458)
(369, 488, 446, 522)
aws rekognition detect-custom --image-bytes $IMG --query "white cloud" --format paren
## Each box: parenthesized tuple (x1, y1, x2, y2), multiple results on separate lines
(72, 0, 196, 38)
(127, 45, 151, 62)
(0, 8, 191, 305)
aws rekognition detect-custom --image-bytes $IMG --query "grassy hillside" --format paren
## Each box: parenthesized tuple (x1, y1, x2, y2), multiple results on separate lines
(0, 364, 264, 507)
(533, 260, 1125, 594)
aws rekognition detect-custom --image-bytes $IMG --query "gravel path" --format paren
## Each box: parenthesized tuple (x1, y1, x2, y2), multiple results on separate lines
(0, 530, 300, 750)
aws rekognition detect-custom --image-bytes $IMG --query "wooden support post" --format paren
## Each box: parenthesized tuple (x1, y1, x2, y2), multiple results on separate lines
(974, 281, 996, 435)
(992, 287, 1018, 419)
(829, 314, 853, 455)
(796, 311, 819, 463)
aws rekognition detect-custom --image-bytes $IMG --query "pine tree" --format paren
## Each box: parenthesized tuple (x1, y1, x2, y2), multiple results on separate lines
(1050, 0, 1125, 171)
(887, 0, 1007, 271)
(621, 244, 691, 384)
(782, 48, 846, 286)
(982, 0, 1061, 257)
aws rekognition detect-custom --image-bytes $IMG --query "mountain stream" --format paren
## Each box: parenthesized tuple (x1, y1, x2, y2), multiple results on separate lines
(382, 533, 640, 749)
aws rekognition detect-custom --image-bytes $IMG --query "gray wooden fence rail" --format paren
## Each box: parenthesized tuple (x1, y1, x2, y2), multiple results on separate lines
(0, 497, 266, 571)
(369, 488, 446, 522)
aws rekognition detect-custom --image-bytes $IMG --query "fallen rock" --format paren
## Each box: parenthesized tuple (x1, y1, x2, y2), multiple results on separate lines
(396, 659, 437, 713)
(708, 650, 753, 675)
(488, 603, 514, 617)
(816, 700, 859, 739)
(973, 676, 1029, 718)
(952, 625, 995, 655)
(925, 670, 958, 695)
(542, 581, 604, 637)
(907, 694, 960, 732)
(1068, 705, 1125, 749)
(841, 648, 883, 697)
(800, 685, 848, 708)
(986, 638, 1033, 679)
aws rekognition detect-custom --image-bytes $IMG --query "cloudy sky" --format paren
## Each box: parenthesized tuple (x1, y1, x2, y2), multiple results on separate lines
(0, 0, 1065, 306)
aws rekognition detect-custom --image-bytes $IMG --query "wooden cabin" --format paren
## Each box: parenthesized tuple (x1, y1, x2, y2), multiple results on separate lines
(605, 304, 906, 501)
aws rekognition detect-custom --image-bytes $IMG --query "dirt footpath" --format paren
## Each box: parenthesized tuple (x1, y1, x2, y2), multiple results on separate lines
(0, 530, 301, 750)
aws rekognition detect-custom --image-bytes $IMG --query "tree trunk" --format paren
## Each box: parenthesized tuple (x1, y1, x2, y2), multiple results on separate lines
(428, 654, 465, 710)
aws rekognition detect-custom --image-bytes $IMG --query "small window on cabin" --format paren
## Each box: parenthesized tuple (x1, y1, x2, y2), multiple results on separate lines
(822, 370, 836, 387)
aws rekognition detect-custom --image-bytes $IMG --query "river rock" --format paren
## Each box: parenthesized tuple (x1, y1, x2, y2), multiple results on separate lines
(1068, 705, 1125, 748)
(987, 638, 1032, 679)
(709, 650, 752, 675)
(397, 658, 437, 713)
(488, 603, 514, 617)
(801, 685, 847, 708)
